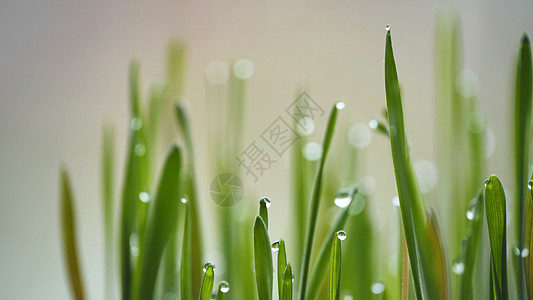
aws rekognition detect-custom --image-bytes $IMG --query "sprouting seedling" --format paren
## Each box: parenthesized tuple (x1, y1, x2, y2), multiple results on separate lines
(254, 198, 274, 300)
(328, 230, 346, 300)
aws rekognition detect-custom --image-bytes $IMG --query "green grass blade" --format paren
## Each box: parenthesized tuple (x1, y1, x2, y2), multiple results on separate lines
(456, 192, 484, 300)
(282, 263, 294, 300)
(484, 175, 509, 300)
(277, 239, 287, 298)
(199, 263, 215, 300)
(328, 231, 343, 300)
(514, 34, 532, 299)
(259, 197, 269, 230)
(253, 216, 273, 300)
(306, 187, 358, 299)
(524, 177, 533, 299)
(298, 102, 343, 300)
(135, 146, 183, 300)
(101, 125, 115, 300)
(181, 200, 192, 300)
(60, 169, 86, 300)
(385, 28, 449, 300)
(425, 209, 450, 299)
(215, 281, 230, 300)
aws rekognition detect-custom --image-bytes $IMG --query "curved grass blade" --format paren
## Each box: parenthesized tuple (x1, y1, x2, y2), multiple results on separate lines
(259, 197, 269, 229)
(456, 192, 484, 300)
(425, 209, 449, 300)
(254, 215, 273, 300)
(135, 146, 183, 300)
(298, 102, 343, 300)
(282, 263, 294, 300)
(101, 125, 115, 300)
(215, 281, 230, 300)
(328, 231, 343, 300)
(524, 176, 533, 299)
(277, 239, 287, 298)
(181, 200, 192, 300)
(514, 34, 532, 299)
(384, 28, 448, 300)
(60, 169, 86, 300)
(306, 187, 358, 299)
(484, 175, 509, 300)
(199, 263, 215, 300)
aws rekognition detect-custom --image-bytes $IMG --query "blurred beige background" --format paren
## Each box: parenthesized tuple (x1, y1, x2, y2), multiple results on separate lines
(1, 0, 532, 298)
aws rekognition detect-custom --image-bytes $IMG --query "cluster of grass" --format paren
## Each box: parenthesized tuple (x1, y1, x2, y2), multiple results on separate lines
(60, 14, 532, 300)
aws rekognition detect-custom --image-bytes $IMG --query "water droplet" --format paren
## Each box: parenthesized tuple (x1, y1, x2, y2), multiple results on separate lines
(297, 117, 315, 136)
(466, 210, 474, 220)
(484, 178, 489, 187)
(368, 119, 378, 129)
(130, 117, 143, 131)
(513, 246, 521, 256)
(219, 281, 230, 293)
(347, 123, 371, 149)
(336, 101, 346, 110)
(522, 248, 530, 258)
(452, 261, 465, 275)
(371, 282, 385, 294)
(342, 295, 353, 300)
(130, 233, 139, 256)
(467, 111, 485, 134)
(414, 160, 437, 193)
(260, 197, 271, 208)
(334, 189, 352, 208)
(359, 175, 376, 196)
(336, 230, 347, 241)
(233, 59, 254, 80)
(135, 144, 146, 156)
(205, 61, 229, 85)
(528, 180, 533, 191)
(385, 24, 391, 31)
(456, 69, 479, 98)
(303, 142, 322, 161)
(180, 197, 188, 204)
(202, 261, 216, 272)
(139, 191, 151, 203)
(392, 195, 400, 207)
(271, 240, 280, 253)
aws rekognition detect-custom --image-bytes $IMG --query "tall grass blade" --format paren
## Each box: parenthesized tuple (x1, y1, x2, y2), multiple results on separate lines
(60, 169, 86, 300)
(253, 216, 273, 300)
(101, 125, 115, 300)
(514, 33, 532, 299)
(328, 231, 343, 300)
(298, 102, 343, 300)
(135, 146, 183, 300)
(484, 175, 509, 300)
(456, 192, 484, 300)
(181, 201, 192, 300)
(282, 263, 294, 300)
(260, 197, 269, 230)
(199, 263, 215, 300)
(277, 239, 287, 298)
(524, 176, 533, 299)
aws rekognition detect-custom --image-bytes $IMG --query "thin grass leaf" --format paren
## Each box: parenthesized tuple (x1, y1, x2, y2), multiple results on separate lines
(253, 216, 273, 300)
(456, 192, 484, 300)
(524, 176, 533, 299)
(101, 125, 115, 300)
(277, 239, 287, 298)
(484, 175, 509, 300)
(199, 263, 215, 300)
(306, 187, 358, 300)
(328, 231, 343, 300)
(259, 197, 269, 230)
(181, 200, 192, 300)
(215, 281, 230, 300)
(425, 209, 449, 299)
(298, 102, 343, 300)
(384, 28, 448, 300)
(514, 34, 532, 299)
(60, 169, 86, 300)
(135, 146, 183, 300)
(282, 263, 294, 300)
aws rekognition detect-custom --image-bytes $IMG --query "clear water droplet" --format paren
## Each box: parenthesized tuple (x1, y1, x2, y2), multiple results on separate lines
(467, 111, 485, 134)
(139, 191, 151, 203)
(336, 101, 345, 110)
(528, 180, 533, 191)
(130, 233, 139, 256)
(334, 189, 352, 208)
(513, 246, 521, 256)
(359, 175, 376, 196)
(522, 248, 530, 258)
(371, 282, 385, 294)
(347, 123, 371, 149)
(202, 261, 215, 272)
(303, 142, 322, 161)
(297, 117, 315, 136)
(466, 210, 474, 220)
(368, 119, 378, 129)
(130, 117, 143, 131)
(233, 59, 254, 80)
(336, 230, 347, 241)
(452, 261, 465, 275)
(271, 240, 280, 253)
(392, 195, 400, 207)
(484, 178, 489, 187)
(260, 197, 271, 208)
(219, 281, 230, 293)
(135, 144, 146, 156)
(385, 24, 391, 31)
(180, 197, 188, 204)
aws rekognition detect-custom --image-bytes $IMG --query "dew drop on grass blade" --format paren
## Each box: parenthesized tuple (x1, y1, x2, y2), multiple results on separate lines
(253, 215, 273, 300)
(199, 262, 215, 300)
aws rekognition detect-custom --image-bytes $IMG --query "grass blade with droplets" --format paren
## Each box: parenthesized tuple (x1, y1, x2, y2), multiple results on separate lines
(277, 239, 287, 298)
(282, 263, 294, 300)
(199, 263, 215, 300)
(60, 169, 86, 300)
(135, 146, 183, 300)
(253, 215, 273, 300)
(101, 125, 115, 300)
(259, 198, 269, 230)
(524, 175, 533, 299)
(328, 232, 342, 300)
(484, 175, 509, 300)
(514, 34, 532, 299)
(298, 102, 343, 300)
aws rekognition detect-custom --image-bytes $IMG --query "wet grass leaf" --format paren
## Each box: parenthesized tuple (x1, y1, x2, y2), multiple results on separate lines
(199, 263, 215, 300)
(254, 216, 273, 300)
(328, 232, 342, 300)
